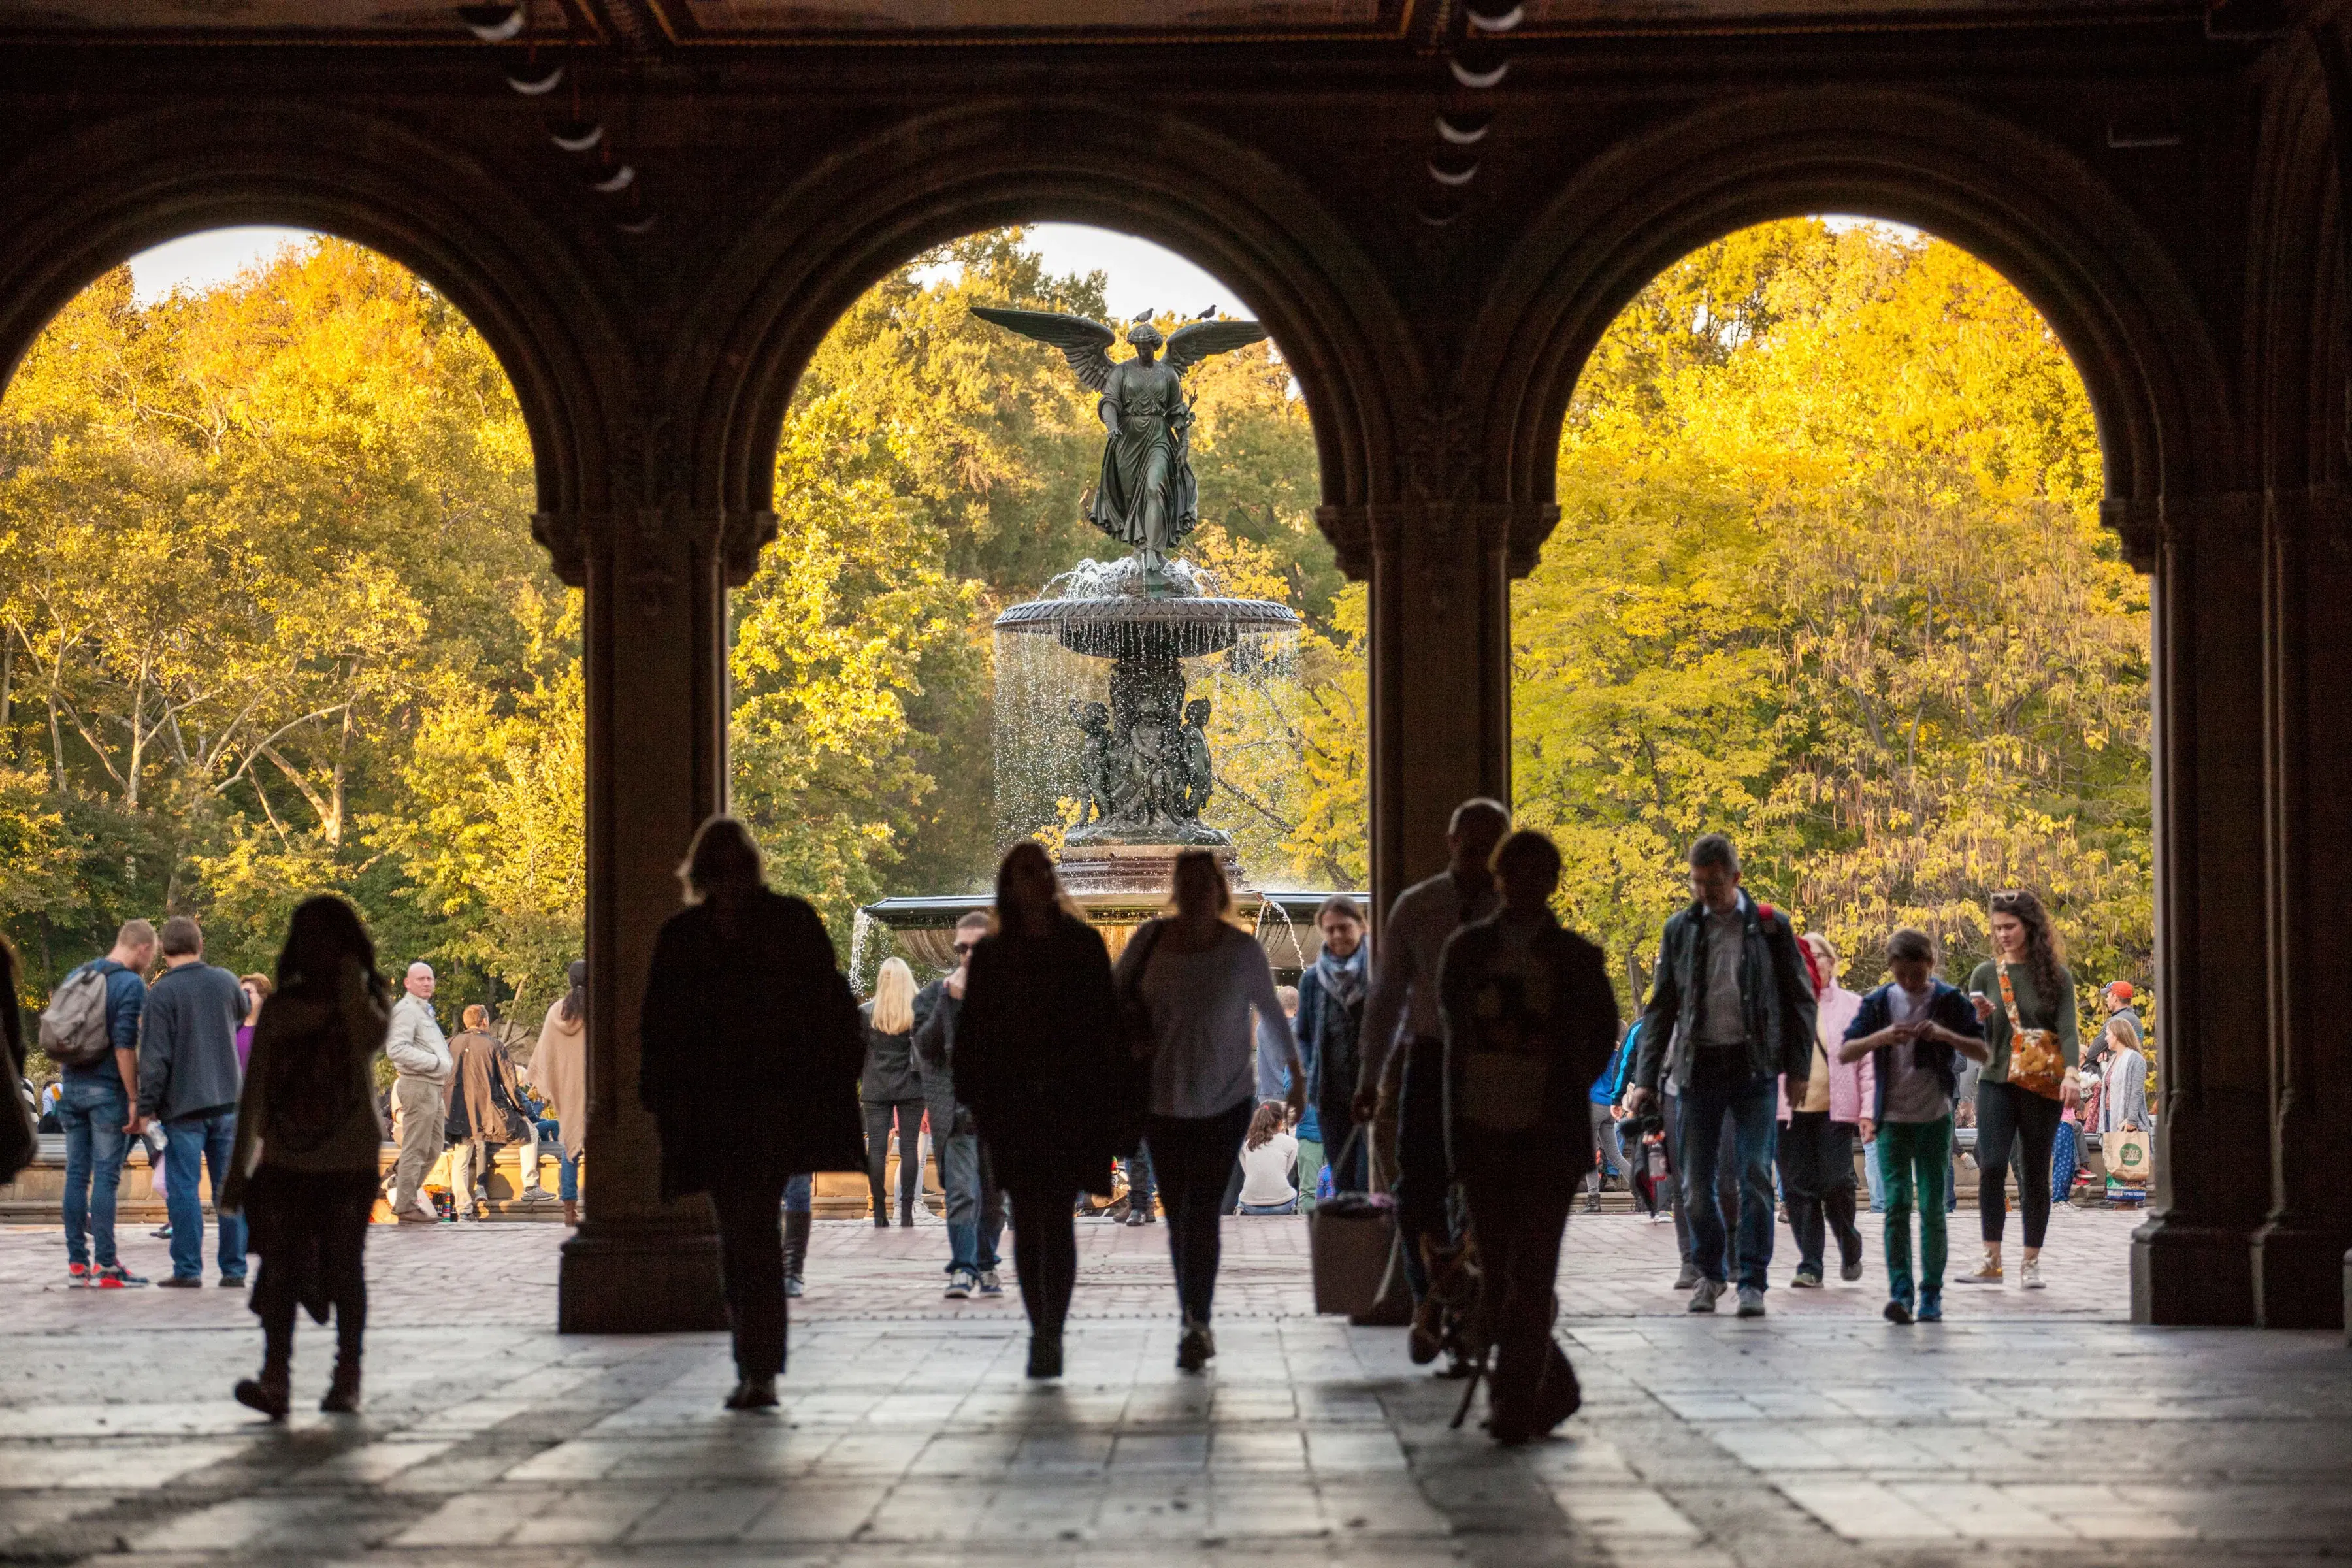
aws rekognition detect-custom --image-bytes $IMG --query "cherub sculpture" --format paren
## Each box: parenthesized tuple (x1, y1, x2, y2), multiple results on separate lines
(970, 307, 1268, 566)
(1071, 700, 1115, 826)
(1179, 698, 1215, 819)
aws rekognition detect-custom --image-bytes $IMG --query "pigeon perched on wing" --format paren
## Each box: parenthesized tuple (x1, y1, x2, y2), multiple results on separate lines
(1132, 308, 1155, 323)
(1197, 306, 1217, 319)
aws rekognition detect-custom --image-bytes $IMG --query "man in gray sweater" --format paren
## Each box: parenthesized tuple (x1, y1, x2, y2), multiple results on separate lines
(137, 917, 250, 1286)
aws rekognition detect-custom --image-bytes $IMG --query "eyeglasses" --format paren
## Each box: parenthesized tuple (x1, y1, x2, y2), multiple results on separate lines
(953, 942, 977, 956)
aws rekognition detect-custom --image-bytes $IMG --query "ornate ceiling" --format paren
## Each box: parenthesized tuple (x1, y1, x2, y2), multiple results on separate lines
(0, 0, 2198, 43)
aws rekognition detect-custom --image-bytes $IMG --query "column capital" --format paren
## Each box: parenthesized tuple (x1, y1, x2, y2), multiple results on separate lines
(1315, 499, 1559, 581)
(531, 507, 780, 596)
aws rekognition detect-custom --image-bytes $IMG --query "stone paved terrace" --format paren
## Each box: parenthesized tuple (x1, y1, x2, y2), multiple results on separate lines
(1, 1207, 2346, 1566)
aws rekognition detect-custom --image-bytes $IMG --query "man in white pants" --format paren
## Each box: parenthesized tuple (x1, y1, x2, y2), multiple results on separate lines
(385, 963, 452, 1223)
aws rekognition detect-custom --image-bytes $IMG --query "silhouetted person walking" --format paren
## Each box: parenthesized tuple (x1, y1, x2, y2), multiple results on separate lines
(639, 817, 864, 1411)
(956, 842, 1134, 1379)
(220, 896, 393, 1418)
(1437, 830, 1618, 1444)
(1116, 849, 1303, 1371)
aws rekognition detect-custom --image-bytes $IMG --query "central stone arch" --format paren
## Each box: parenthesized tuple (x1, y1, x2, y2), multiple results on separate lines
(669, 100, 1426, 563)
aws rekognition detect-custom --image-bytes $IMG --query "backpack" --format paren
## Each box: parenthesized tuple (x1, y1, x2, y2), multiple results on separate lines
(40, 964, 119, 1070)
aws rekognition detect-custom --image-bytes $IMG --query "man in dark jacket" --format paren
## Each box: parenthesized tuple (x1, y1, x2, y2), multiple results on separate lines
(1439, 830, 1618, 1445)
(137, 917, 250, 1286)
(1625, 834, 1817, 1317)
(914, 911, 1004, 1298)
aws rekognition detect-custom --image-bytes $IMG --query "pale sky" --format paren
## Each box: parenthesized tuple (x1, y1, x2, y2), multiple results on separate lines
(126, 222, 1250, 319)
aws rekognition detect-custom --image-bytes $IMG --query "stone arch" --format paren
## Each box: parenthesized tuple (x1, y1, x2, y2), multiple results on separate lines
(671, 100, 1422, 578)
(0, 102, 627, 577)
(1463, 88, 2240, 558)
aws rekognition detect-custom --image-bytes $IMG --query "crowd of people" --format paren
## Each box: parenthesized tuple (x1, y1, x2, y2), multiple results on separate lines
(1, 800, 2149, 1444)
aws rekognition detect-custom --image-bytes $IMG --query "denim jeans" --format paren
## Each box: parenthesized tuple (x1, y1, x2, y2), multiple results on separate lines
(165, 1109, 247, 1280)
(1675, 1055, 1780, 1290)
(1879, 1116, 1951, 1309)
(938, 1128, 1002, 1274)
(532, 1119, 578, 1201)
(58, 1076, 131, 1269)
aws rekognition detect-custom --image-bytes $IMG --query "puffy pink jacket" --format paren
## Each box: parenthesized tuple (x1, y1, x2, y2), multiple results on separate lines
(1778, 985, 1874, 1125)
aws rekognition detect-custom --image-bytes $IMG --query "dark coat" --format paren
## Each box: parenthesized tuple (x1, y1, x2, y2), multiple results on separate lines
(1295, 951, 1366, 1143)
(911, 979, 964, 1130)
(1437, 911, 1621, 1176)
(858, 1002, 923, 1103)
(1633, 894, 1818, 1092)
(1847, 980, 1985, 1125)
(954, 913, 1136, 1194)
(445, 1029, 533, 1145)
(638, 887, 866, 1201)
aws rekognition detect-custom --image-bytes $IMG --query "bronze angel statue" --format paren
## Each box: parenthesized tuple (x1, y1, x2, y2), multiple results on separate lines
(972, 306, 1267, 566)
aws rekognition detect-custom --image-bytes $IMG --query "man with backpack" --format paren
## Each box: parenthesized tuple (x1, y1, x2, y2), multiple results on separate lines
(137, 917, 250, 1287)
(44, 919, 157, 1288)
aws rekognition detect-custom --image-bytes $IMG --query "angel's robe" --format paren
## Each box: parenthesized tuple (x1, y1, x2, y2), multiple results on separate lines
(1090, 357, 1197, 556)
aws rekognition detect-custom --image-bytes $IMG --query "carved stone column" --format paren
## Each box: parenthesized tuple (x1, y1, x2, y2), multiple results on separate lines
(2251, 484, 2352, 1330)
(547, 500, 776, 1334)
(2125, 490, 2272, 1326)
(1323, 495, 1556, 916)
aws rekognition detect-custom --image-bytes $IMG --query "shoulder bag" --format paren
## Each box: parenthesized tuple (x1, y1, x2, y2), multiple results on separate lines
(1997, 964, 2066, 1100)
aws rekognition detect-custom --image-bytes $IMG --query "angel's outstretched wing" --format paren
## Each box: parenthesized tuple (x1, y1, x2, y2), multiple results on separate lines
(1164, 318, 1268, 374)
(971, 306, 1117, 393)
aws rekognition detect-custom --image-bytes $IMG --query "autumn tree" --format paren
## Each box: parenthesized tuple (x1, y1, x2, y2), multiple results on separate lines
(1514, 220, 2149, 1007)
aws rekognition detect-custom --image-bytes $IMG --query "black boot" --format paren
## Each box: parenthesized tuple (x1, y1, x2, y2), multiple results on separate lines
(900, 1195, 917, 1228)
(235, 1358, 291, 1421)
(783, 1210, 811, 1299)
(321, 1358, 362, 1414)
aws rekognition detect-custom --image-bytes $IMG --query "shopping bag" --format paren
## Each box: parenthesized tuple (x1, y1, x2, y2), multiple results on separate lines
(1309, 1134, 1394, 1316)
(2104, 1128, 2153, 1186)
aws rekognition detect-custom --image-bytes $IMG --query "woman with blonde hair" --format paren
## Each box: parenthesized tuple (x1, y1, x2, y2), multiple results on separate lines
(1115, 849, 1305, 1371)
(860, 956, 928, 1230)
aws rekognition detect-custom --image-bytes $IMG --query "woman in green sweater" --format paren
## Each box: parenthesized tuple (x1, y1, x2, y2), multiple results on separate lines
(1956, 889, 2079, 1290)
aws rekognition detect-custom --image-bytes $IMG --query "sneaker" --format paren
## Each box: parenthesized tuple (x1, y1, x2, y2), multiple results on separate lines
(66, 1261, 91, 1288)
(1953, 1252, 2003, 1284)
(1916, 1293, 1944, 1322)
(784, 1275, 804, 1299)
(1735, 1286, 1767, 1318)
(219, 1275, 247, 1288)
(92, 1266, 148, 1289)
(978, 1269, 1003, 1297)
(1790, 1269, 1823, 1289)
(1175, 1320, 1215, 1372)
(1686, 1278, 1726, 1313)
(943, 1269, 973, 1300)
(149, 1224, 172, 1240)
(1124, 1208, 1150, 1227)
(1882, 1298, 1914, 1326)
(1673, 1263, 1701, 1291)
(157, 1274, 203, 1289)
(2020, 1260, 2044, 1291)
(1840, 1254, 1865, 1284)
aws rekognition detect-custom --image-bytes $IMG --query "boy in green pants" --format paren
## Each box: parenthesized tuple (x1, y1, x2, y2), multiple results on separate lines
(1838, 929, 1988, 1324)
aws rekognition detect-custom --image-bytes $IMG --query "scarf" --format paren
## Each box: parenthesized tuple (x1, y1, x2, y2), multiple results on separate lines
(1316, 943, 1367, 1010)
